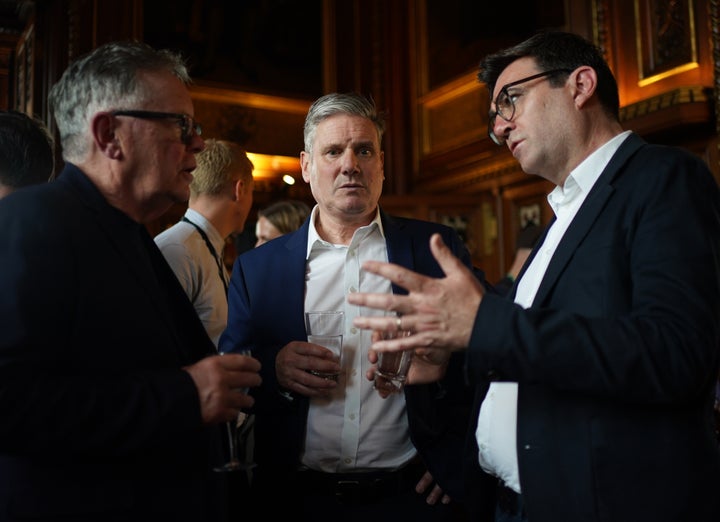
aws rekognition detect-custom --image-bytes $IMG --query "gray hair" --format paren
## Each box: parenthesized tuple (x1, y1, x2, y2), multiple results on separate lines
(48, 41, 190, 162)
(303, 92, 386, 155)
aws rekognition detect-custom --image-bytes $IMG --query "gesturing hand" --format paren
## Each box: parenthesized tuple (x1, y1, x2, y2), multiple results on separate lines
(349, 233, 484, 359)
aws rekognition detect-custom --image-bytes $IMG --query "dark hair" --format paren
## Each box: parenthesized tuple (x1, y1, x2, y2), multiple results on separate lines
(478, 31, 619, 120)
(0, 110, 54, 190)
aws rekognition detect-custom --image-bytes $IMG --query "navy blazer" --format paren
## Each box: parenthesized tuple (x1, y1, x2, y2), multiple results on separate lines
(0, 164, 224, 522)
(464, 133, 720, 521)
(220, 210, 477, 501)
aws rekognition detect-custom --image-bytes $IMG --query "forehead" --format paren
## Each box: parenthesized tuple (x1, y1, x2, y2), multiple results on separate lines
(494, 57, 540, 98)
(139, 70, 194, 113)
(313, 114, 380, 147)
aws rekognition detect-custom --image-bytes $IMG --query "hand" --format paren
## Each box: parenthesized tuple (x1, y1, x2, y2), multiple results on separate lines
(366, 333, 450, 392)
(276, 340, 340, 397)
(349, 233, 484, 357)
(415, 470, 452, 505)
(184, 353, 261, 425)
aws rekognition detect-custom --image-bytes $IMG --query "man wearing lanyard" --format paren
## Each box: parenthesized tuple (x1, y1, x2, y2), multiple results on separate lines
(156, 138, 254, 347)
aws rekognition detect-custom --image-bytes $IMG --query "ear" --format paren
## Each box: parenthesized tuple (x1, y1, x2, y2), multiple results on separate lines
(232, 179, 245, 201)
(571, 66, 597, 109)
(300, 151, 311, 183)
(91, 112, 123, 160)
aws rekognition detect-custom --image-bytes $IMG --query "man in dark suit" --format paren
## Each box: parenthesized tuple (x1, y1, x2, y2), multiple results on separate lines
(0, 41, 260, 522)
(348, 31, 720, 522)
(219, 92, 475, 521)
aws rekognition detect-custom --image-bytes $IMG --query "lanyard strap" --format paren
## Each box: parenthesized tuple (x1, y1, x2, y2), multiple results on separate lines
(182, 216, 228, 295)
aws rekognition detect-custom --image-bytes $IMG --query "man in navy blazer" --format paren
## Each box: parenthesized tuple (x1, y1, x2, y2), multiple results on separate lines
(349, 32, 720, 522)
(0, 42, 260, 522)
(220, 93, 476, 521)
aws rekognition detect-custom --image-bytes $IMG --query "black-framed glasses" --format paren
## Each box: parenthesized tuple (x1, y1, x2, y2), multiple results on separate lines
(110, 110, 202, 145)
(488, 69, 572, 145)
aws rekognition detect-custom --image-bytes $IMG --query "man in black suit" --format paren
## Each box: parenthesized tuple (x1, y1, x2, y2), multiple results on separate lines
(348, 31, 720, 522)
(0, 41, 260, 522)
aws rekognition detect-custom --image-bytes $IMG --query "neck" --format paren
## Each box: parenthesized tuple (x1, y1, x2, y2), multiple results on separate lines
(189, 197, 235, 239)
(314, 208, 377, 245)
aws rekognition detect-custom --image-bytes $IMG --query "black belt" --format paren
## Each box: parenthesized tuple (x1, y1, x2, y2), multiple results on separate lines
(497, 480, 524, 516)
(297, 457, 423, 505)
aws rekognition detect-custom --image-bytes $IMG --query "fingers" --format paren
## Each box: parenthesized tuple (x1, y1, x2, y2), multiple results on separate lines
(276, 341, 339, 397)
(184, 356, 262, 425)
(216, 352, 261, 370)
(414, 470, 450, 506)
(278, 369, 338, 398)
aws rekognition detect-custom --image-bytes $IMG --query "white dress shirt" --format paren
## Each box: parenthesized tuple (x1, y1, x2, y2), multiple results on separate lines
(301, 206, 417, 472)
(475, 131, 631, 492)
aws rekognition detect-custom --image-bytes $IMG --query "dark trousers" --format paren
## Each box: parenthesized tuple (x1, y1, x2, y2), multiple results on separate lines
(495, 481, 527, 522)
(250, 459, 468, 522)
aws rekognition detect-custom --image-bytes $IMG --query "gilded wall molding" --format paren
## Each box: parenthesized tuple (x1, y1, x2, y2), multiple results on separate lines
(618, 85, 711, 121)
(711, 0, 720, 141)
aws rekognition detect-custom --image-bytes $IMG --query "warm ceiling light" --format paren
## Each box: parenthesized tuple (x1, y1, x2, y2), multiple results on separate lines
(282, 174, 296, 185)
(246, 152, 301, 180)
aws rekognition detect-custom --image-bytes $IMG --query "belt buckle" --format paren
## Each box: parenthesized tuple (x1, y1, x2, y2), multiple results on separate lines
(334, 479, 362, 504)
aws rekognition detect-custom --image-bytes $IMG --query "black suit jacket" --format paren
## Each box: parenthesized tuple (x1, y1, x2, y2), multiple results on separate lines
(220, 210, 477, 502)
(464, 133, 720, 521)
(0, 164, 224, 521)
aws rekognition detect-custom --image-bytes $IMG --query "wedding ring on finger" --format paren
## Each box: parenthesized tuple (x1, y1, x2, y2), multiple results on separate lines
(396, 316, 402, 330)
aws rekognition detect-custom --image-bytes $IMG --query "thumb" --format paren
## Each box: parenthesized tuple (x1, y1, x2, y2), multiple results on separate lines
(429, 233, 467, 277)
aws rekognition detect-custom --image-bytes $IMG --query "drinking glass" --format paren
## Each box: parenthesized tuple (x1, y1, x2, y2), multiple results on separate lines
(373, 314, 413, 393)
(304, 311, 344, 381)
(214, 348, 253, 473)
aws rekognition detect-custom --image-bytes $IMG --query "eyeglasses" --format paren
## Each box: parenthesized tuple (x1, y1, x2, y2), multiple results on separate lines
(488, 69, 571, 145)
(110, 110, 202, 146)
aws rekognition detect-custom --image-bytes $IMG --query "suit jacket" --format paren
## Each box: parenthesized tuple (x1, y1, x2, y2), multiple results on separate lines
(0, 164, 225, 522)
(464, 133, 720, 521)
(220, 210, 476, 502)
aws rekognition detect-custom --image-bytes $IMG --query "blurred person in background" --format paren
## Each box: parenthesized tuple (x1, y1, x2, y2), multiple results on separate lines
(156, 138, 255, 346)
(0, 109, 54, 198)
(254, 199, 310, 247)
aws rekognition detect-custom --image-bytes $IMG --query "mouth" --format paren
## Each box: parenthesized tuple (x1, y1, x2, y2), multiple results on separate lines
(181, 167, 195, 180)
(338, 183, 365, 190)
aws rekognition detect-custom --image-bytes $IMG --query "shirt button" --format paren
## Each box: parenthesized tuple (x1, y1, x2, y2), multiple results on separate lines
(344, 458, 352, 464)
(349, 286, 356, 293)
(350, 327, 357, 334)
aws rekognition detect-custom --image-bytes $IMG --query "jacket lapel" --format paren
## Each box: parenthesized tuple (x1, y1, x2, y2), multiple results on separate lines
(381, 211, 414, 295)
(531, 133, 645, 306)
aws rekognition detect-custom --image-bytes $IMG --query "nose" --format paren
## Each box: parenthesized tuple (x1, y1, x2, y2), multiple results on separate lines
(340, 150, 359, 175)
(491, 116, 512, 145)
